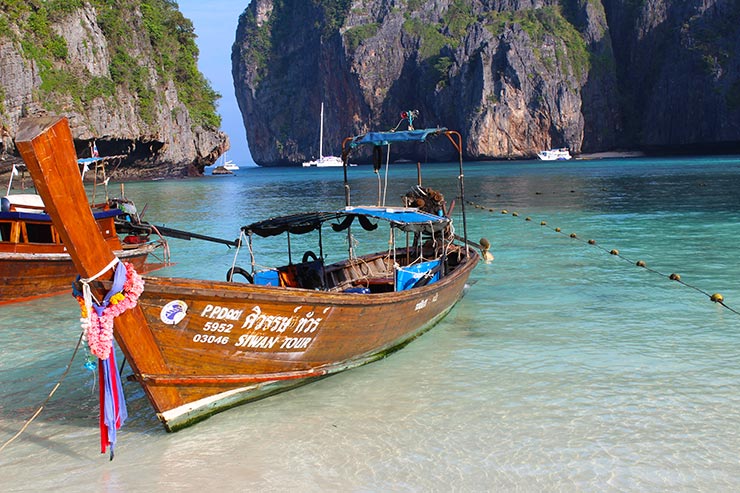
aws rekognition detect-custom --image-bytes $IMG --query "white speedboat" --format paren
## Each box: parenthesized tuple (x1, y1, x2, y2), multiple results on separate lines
(537, 148, 572, 161)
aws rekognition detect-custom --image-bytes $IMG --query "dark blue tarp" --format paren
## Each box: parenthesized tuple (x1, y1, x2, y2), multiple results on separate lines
(243, 207, 450, 238)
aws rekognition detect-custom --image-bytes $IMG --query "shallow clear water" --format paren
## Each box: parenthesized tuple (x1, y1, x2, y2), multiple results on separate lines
(1, 156, 740, 491)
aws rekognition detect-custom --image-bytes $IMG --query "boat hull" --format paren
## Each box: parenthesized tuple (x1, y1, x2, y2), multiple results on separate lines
(0, 243, 161, 304)
(120, 251, 477, 431)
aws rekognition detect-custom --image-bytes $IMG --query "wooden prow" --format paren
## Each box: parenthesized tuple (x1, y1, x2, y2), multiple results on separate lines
(15, 117, 117, 273)
(15, 116, 182, 414)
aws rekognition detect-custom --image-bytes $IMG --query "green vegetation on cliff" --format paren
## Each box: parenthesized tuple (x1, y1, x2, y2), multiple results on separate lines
(237, 7, 273, 85)
(0, 0, 220, 128)
(344, 23, 379, 52)
(399, 1, 477, 89)
(486, 6, 590, 81)
(318, 0, 351, 39)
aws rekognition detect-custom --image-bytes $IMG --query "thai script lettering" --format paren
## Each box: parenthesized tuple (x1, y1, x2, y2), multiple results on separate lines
(192, 303, 330, 352)
(414, 294, 439, 311)
(241, 305, 326, 334)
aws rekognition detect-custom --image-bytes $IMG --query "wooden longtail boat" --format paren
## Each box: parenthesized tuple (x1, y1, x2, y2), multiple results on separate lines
(0, 190, 168, 305)
(16, 116, 480, 432)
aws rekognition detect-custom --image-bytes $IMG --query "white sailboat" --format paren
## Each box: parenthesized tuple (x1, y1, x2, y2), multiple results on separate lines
(222, 159, 240, 171)
(302, 102, 344, 167)
(209, 153, 240, 175)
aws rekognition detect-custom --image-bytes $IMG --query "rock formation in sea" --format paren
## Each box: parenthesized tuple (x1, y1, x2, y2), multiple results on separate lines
(0, 1, 227, 179)
(232, 0, 740, 166)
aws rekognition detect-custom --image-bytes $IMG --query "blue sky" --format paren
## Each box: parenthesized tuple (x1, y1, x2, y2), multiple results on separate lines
(177, 0, 255, 166)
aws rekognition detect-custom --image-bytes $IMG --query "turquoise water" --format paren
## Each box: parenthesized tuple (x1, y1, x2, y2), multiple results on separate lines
(1, 156, 739, 491)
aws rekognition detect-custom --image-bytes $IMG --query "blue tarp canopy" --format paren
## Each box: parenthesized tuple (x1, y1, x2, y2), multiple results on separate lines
(77, 157, 103, 164)
(243, 207, 449, 238)
(344, 207, 448, 232)
(349, 128, 448, 148)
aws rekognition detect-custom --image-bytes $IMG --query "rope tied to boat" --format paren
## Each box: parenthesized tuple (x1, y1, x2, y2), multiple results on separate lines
(0, 330, 85, 456)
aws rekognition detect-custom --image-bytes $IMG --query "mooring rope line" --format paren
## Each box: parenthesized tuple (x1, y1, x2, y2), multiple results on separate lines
(0, 330, 86, 454)
(467, 200, 739, 316)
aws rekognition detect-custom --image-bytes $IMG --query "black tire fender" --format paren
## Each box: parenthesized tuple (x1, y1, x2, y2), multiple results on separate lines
(302, 250, 318, 263)
(226, 266, 253, 283)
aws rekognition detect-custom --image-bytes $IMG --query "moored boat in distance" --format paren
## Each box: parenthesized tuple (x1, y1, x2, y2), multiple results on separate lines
(16, 115, 481, 433)
(302, 102, 351, 167)
(208, 154, 239, 174)
(302, 155, 345, 167)
(537, 148, 572, 161)
(210, 165, 234, 175)
(222, 159, 239, 171)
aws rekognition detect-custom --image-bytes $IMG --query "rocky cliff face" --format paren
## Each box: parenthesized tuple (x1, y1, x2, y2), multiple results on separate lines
(603, 0, 740, 152)
(233, 0, 740, 166)
(0, 1, 227, 179)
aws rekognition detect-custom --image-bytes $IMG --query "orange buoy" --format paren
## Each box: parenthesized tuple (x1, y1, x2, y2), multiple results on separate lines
(588, 239, 596, 245)
(610, 249, 619, 255)
(710, 293, 724, 303)
(479, 237, 494, 262)
(636, 260, 646, 267)
(669, 273, 681, 281)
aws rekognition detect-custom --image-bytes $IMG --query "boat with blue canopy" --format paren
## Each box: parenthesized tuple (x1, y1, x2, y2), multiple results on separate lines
(15, 114, 484, 441)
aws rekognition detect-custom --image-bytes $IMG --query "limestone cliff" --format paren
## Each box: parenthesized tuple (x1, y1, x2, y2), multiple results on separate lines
(0, 0, 227, 179)
(603, 0, 740, 152)
(232, 0, 740, 166)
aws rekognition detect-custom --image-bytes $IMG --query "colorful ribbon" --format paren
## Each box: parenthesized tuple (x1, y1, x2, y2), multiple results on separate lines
(99, 345, 128, 460)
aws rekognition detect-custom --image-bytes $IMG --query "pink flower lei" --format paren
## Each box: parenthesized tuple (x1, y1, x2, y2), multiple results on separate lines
(76, 262, 145, 359)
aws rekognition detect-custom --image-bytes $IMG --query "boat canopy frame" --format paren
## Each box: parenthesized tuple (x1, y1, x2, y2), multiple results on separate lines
(237, 206, 453, 279)
(339, 127, 469, 251)
(242, 207, 450, 238)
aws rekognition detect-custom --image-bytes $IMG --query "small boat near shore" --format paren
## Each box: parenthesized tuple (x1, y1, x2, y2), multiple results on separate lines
(537, 148, 572, 161)
(210, 165, 234, 175)
(222, 159, 239, 172)
(16, 115, 481, 436)
(208, 153, 239, 175)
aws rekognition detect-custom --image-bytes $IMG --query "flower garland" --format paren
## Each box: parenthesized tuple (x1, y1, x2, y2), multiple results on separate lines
(74, 261, 145, 359)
